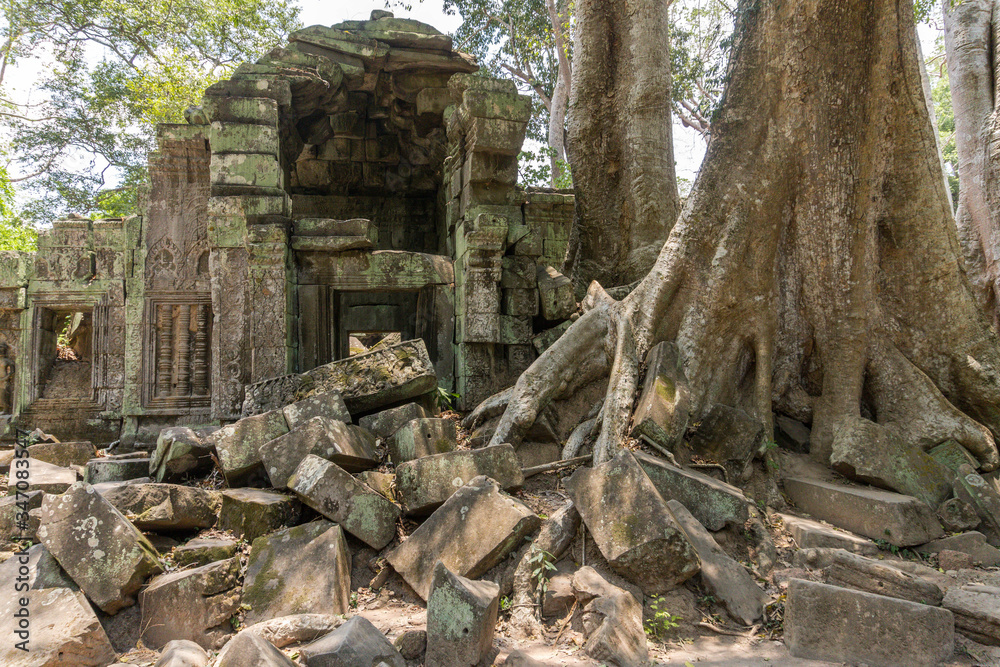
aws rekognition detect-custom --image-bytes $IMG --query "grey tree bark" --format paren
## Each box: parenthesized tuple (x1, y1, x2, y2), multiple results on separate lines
(473, 0, 1000, 478)
(943, 0, 1000, 327)
(563, 0, 681, 294)
(546, 0, 571, 186)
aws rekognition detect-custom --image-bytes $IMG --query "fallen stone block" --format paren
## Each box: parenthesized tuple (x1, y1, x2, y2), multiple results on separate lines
(150, 427, 215, 482)
(688, 404, 763, 476)
(930, 439, 980, 472)
(0, 489, 42, 540)
(919, 532, 1000, 567)
(571, 566, 648, 667)
(288, 454, 400, 550)
(536, 265, 575, 321)
(154, 639, 210, 667)
(299, 615, 406, 667)
(281, 391, 351, 429)
(668, 500, 764, 625)
(782, 476, 943, 546)
(784, 578, 954, 667)
(84, 456, 151, 484)
(938, 497, 981, 532)
(0, 587, 116, 667)
(215, 630, 295, 667)
(359, 470, 395, 499)
(0, 543, 77, 591)
(100, 483, 221, 531)
(388, 417, 457, 464)
(217, 488, 300, 542)
(822, 549, 944, 605)
(242, 521, 351, 624)
(566, 451, 700, 595)
(386, 475, 539, 600)
(14, 458, 77, 494)
(394, 443, 523, 515)
(172, 537, 240, 567)
(394, 629, 427, 661)
(630, 342, 690, 455)
(359, 402, 431, 439)
(944, 583, 1000, 644)
(242, 339, 438, 416)
(940, 550, 974, 570)
(830, 420, 953, 507)
(426, 562, 500, 667)
(39, 482, 162, 614)
(26, 441, 95, 468)
(207, 410, 289, 486)
(955, 464, 1000, 545)
(140, 557, 241, 649)
(779, 513, 879, 555)
(633, 451, 749, 530)
(238, 614, 347, 649)
(775, 415, 810, 453)
(260, 416, 378, 488)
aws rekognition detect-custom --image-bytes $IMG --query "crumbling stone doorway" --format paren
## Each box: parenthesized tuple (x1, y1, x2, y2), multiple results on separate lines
(33, 307, 93, 400)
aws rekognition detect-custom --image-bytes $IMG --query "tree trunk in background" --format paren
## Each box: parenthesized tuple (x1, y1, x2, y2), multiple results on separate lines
(944, 0, 1000, 327)
(472, 0, 1000, 488)
(564, 0, 680, 294)
(546, 0, 571, 187)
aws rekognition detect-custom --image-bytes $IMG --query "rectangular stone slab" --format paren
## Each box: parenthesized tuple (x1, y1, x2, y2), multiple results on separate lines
(565, 451, 700, 595)
(388, 417, 457, 464)
(207, 409, 289, 486)
(0, 587, 115, 667)
(358, 402, 430, 439)
(218, 489, 301, 542)
(242, 339, 437, 416)
(260, 415, 378, 488)
(242, 521, 351, 624)
(944, 583, 1000, 645)
(394, 443, 523, 515)
(633, 451, 749, 530)
(667, 500, 765, 625)
(140, 557, 241, 650)
(100, 483, 221, 531)
(386, 475, 539, 600)
(784, 578, 954, 667)
(779, 513, 879, 555)
(782, 476, 943, 547)
(281, 391, 351, 429)
(288, 454, 400, 550)
(39, 482, 162, 614)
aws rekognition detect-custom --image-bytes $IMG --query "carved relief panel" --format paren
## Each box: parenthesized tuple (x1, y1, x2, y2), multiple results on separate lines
(142, 294, 212, 412)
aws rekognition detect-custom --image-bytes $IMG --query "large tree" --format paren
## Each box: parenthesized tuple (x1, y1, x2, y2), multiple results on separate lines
(563, 0, 681, 292)
(473, 0, 1000, 484)
(941, 0, 1000, 326)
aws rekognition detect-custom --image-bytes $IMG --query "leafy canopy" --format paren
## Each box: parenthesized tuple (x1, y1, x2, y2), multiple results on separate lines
(0, 0, 301, 223)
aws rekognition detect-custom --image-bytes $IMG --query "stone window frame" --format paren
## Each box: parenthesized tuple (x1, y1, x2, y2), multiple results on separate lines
(141, 292, 213, 414)
(27, 292, 102, 406)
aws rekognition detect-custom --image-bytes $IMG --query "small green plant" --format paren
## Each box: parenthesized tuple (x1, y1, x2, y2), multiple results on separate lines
(645, 596, 682, 638)
(436, 386, 460, 410)
(349, 592, 358, 609)
(500, 595, 512, 611)
(527, 545, 557, 597)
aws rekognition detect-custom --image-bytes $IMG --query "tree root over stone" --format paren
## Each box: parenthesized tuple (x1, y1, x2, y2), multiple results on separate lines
(467, 0, 1000, 498)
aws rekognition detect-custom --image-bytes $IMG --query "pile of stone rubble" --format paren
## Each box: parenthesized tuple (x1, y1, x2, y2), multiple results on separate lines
(1, 338, 999, 666)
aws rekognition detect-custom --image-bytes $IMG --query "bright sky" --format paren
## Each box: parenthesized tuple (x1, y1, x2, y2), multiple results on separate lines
(4, 0, 945, 199)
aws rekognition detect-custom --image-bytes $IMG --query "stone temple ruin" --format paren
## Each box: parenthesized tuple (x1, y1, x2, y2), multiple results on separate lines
(0, 12, 577, 445)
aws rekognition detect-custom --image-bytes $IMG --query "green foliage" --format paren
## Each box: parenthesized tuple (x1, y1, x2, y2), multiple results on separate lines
(1, 0, 301, 221)
(669, 0, 735, 136)
(518, 146, 572, 188)
(644, 596, 682, 639)
(436, 386, 461, 410)
(927, 42, 960, 207)
(500, 595, 512, 611)
(527, 545, 557, 597)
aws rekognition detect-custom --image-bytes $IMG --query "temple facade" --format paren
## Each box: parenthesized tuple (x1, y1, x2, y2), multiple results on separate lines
(0, 12, 576, 444)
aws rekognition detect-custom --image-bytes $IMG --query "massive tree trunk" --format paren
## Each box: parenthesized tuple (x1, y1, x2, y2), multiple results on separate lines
(563, 0, 680, 294)
(474, 0, 1000, 484)
(943, 0, 1000, 327)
